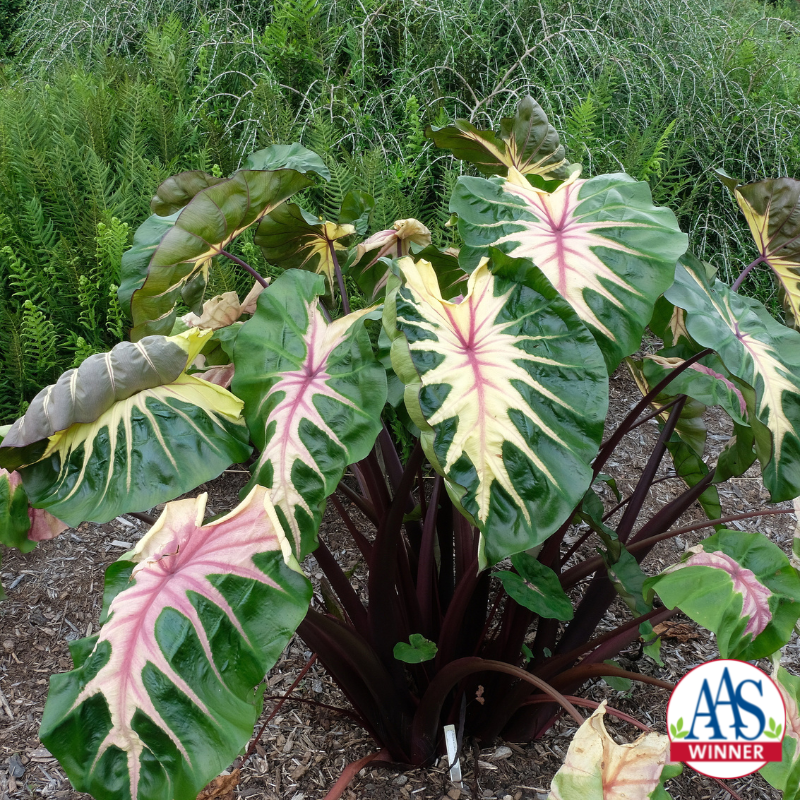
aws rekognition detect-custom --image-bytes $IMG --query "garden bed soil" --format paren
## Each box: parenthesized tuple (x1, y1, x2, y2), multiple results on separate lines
(1, 366, 797, 800)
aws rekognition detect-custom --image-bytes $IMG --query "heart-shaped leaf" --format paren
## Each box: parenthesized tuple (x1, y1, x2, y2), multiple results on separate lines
(386, 251, 607, 566)
(665, 253, 800, 501)
(645, 529, 800, 659)
(242, 143, 331, 179)
(39, 487, 312, 800)
(452, 169, 688, 371)
(0, 330, 251, 526)
(716, 171, 800, 327)
(120, 169, 312, 340)
(232, 270, 386, 559)
(427, 96, 570, 180)
(254, 203, 355, 291)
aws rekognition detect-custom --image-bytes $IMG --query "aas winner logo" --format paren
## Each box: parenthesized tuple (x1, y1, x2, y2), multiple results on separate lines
(668, 659, 786, 779)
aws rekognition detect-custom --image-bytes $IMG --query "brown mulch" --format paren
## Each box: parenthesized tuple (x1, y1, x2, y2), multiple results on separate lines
(1, 366, 798, 800)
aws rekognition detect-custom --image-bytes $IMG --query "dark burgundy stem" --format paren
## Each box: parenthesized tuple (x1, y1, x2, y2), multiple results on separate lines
(218, 249, 269, 287)
(731, 255, 764, 292)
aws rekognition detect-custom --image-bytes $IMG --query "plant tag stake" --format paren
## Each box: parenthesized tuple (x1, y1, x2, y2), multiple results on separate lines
(443, 724, 462, 786)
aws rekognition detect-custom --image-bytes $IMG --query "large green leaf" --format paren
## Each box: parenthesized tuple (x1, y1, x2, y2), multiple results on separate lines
(716, 171, 800, 327)
(427, 96, 570, 180)
(665, 253, 800, 501)
(242, 143, 331, 179)
(761, 659, 800, 800)
(254, 203, 354, 291)
(232, 269, 386, 559)
(120, 169, 312, 341)
(150, 172, 225, 217)
(0, 330, 251, 527)
(452, 169, 688, 371)
(495, 552, 573, 621)
(385, 252, 607, 566)
(645, 529, 800, 660)
(40, 487, 312, 800)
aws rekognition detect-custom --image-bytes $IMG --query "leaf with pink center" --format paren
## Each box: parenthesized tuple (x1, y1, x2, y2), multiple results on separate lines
(232, 269, 387, 558)
(385, 250, 607, 566)
(665, 252, 800, 501)
(645, 529, 800, 660)
(39, 487, 312, 800)
(452, 168, 688, 371)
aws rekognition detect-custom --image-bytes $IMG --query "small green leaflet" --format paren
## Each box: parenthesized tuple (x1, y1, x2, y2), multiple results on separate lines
(394, 634, 438, 664)
(495, 552, 573, 621)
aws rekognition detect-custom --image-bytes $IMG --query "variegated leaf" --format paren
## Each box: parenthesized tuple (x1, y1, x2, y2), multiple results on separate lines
(232, 269, 386, 558)
(761, 658, 800, 800)
(645, 529, 800, 659)
(0, 330, 251, 526)
(347, 218, 432, 300)
(452, 168, 688, 371)
(386, 252, 607, 566)
(40, 487, 312, 800)
(427, 96, 571, 180)
(254, 203, 355, 291)
(547, 701, 670, 800)
(119, 169, 312, 341)
(665, 253, 800, 501)
(716, 171, 800, 328)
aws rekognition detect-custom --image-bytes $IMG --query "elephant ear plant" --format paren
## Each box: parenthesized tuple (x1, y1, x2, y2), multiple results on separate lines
(1, 102, 800, 800)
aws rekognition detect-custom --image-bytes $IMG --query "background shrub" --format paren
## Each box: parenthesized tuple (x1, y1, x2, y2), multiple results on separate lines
(0, 0, 799, 423)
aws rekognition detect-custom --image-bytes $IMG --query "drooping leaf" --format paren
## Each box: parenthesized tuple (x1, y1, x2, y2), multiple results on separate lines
(546, 701, 669, 800)
(338, 190, 375, 236)
(716, 171, 800, 327)
(761, 659, 800, 800)
(181, 282, 266, 331)
(665, 253, 800, 501)
(40, 487, 312, 800)
(645, 529, 800, 659)
(254, 203, 354, 290)
(232, 269, 386, 558)
(386, 252, 607, 566)
(427, 96, 570, 180)
(393, 633, 438, 664)
(242, 143, 331, 179)
(347, 218, 432, 300)
(453, 169, 688, 371)
(641, 353, 748, 426)
(495, 552, 573, 620)
(714, 421, 758, 483)
(0, 330, 251, 526)
(120, 169, 312, 341)
(151, 171, 225, 217)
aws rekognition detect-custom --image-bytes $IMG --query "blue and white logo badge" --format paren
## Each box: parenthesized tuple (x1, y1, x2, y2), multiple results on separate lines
(668, 659, 785, 779)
